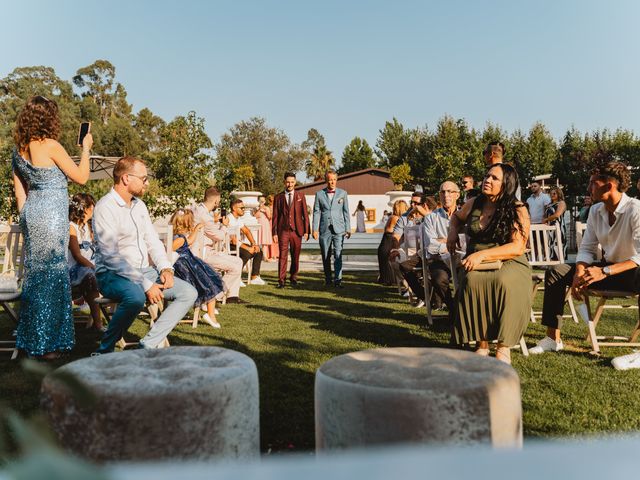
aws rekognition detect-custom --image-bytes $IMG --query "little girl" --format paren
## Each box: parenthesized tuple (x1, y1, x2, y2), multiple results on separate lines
(170, 208, 226, 329)
(68, 193, 104, 331)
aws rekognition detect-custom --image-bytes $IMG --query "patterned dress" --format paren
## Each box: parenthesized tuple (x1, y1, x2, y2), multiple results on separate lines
(172, 234, 225, 306)
(12, 150, 74, 356)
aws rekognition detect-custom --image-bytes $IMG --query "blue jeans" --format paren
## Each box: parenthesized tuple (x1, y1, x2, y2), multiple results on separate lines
(96, 267, 197, 353)
(319, 228, 345, 284)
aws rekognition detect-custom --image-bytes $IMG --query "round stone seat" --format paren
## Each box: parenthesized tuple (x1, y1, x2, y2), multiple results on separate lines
(41, 346, 260, 462)
(315, 347, 522, 450)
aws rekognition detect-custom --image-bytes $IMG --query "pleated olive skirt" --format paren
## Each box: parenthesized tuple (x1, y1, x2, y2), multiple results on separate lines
(451, 254, 531, 347)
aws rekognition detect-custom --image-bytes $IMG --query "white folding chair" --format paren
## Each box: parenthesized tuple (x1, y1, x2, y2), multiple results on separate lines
(573, 222, 640, 353)
(0, 224, 23, 360)
(527, 223, 576, 323)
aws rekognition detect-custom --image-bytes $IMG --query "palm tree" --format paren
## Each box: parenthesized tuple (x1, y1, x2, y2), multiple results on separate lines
(306, 143, 335, 181)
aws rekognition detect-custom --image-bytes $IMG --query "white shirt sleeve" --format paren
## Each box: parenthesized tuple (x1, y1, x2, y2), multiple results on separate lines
(93, 202, 150, 290)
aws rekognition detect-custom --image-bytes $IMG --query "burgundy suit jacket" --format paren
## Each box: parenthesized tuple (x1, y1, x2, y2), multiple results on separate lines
(272, 190, 310, 237)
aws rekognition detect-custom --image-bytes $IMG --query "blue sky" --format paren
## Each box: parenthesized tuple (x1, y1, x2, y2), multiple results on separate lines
(3, 0, 639, 162)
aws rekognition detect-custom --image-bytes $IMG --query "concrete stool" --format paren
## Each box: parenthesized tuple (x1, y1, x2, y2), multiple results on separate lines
(315, 347, 522, 450)
(41, 346, 260, 462)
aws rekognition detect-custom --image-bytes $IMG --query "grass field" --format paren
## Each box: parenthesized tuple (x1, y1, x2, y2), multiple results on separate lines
(2, 270, 640, 452)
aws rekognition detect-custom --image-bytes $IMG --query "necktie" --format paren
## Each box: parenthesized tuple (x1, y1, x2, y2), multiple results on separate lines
(287, 192, 292, 206)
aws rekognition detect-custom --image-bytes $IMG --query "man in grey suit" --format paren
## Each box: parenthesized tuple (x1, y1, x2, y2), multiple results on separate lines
(312, 170, 351, 287)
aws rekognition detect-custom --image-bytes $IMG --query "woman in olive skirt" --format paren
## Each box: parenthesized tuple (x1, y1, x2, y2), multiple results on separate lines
(447, 163, 531, 364)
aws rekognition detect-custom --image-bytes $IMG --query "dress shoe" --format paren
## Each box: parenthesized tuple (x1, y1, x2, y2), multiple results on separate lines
(290, 279, 299, 286)
(226, 297, 249, 304)
(276, 283, 285, 289)
(334, 282, 344, 289)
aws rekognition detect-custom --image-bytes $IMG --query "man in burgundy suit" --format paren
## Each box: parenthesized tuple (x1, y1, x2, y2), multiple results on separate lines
(272, 172, 310, 288)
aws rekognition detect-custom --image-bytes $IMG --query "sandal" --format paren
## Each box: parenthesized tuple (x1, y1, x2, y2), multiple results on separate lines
(496, 346, 512, 364)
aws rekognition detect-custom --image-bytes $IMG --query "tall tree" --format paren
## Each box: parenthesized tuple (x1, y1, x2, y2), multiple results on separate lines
(302, 128, 335, 181)
(339, 137, 376, 174)
(214, 117, 306, 196)
(375, 118, 412, 169)
(145, 111, 214, 216)
(73, 60, 124, 123)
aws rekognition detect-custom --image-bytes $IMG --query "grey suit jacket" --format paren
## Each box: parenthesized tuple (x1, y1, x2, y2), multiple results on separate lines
(312, 187, 351, 234)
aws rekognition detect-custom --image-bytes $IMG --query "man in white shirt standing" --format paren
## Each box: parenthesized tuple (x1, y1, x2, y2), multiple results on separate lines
(526, 181, 551, 224)
(192, 187, 245, 303)
(531, 162, 640, 363)
(92, 157, 197, 354)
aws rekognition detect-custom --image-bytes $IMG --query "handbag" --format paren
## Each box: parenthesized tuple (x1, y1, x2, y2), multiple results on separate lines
(474, 260, 503, 271)
(0, 273, 19, 292)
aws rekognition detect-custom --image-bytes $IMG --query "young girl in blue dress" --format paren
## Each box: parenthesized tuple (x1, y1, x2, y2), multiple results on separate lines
(170, 208, 226, 329)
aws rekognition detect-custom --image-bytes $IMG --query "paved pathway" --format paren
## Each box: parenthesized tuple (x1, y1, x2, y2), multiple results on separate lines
(260, 255, 378, 272)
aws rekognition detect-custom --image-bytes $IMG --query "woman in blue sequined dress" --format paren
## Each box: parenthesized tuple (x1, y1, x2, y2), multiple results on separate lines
(12, 96, 92, 359)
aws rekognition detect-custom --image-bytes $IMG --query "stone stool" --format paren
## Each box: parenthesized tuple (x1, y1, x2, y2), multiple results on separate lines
(41, 347, 260, 462)
(315, 347, 522, 450)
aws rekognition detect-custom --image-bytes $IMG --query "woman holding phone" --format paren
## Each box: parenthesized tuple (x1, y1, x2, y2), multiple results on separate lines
(12, 96, 92, 359)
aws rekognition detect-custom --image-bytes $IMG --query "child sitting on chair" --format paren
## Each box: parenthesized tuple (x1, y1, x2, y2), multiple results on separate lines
(170, 208, 227, 329)
(68, 193, 104, 332)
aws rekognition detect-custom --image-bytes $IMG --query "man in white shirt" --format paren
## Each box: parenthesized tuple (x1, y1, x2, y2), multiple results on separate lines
(192, 187, 245, 303)
(526, 181, 551, 224)
(92, 156, 197, 354)
(531, 162, 640, 356)
(227, 198, 266, 285)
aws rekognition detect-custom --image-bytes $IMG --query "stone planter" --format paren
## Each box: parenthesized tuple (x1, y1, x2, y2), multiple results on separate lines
(41, 347, 260, 462)
(231, 190, 262, 224)
(315, 347, 522, 450)
(385, 190, 413, 209)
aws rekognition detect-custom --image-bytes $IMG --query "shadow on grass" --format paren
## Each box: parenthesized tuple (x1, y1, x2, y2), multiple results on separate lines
(168, 329, 317, 452)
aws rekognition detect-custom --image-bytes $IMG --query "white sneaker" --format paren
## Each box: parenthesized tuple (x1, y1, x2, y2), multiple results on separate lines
(414, 300, 425, 308)
(612, 351, 640, 370)
(239, 281, 247, 287)
(250, 276, 266, 286)
(529, 336, 564, 355)
(201, 304, 208, 312)
(202, 313, 221, 329)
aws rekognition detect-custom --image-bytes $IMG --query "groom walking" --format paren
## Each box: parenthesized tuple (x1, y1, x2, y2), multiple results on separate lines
(312, 170, 351, 288)
(272, 172, 310, 288)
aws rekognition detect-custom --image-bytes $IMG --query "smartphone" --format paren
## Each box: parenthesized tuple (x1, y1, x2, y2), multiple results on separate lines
(77, 122, 91, 146)
(220, 208, 227, 222)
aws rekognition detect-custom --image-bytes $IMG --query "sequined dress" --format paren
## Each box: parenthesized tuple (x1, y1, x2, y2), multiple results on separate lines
(12, 150, 74, 356)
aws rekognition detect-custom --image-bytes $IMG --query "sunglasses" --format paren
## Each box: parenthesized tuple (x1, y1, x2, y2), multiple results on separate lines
(127, 173, 151, 183)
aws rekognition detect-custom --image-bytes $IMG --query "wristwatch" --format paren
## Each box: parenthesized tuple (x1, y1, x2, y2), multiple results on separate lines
(160, 267, 174, 275)
(602, 266, 612, 276)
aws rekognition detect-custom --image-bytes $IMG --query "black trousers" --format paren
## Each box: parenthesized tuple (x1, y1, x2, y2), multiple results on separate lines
(399, 256, 452, 308)
(231, 246, 263, 277)
(542, 262, 640, 330)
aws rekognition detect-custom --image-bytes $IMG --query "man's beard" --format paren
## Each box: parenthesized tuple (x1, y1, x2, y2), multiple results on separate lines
(132, 187, 146, 197)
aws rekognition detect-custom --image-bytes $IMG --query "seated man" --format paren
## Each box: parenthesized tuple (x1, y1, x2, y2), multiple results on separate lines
(227, 198, 266, 285)
(192, 187, 246, 303)
(390, 193, 437, 306)
(93, 156, 198, 354)
(397, 183, 458, 310)
(531, 162, 640, 356)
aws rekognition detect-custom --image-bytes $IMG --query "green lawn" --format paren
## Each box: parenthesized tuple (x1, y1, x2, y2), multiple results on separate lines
(2, 271, 640, 452)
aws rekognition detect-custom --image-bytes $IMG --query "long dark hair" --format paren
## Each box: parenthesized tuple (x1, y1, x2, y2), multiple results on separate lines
(473, 163, 526, 245)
